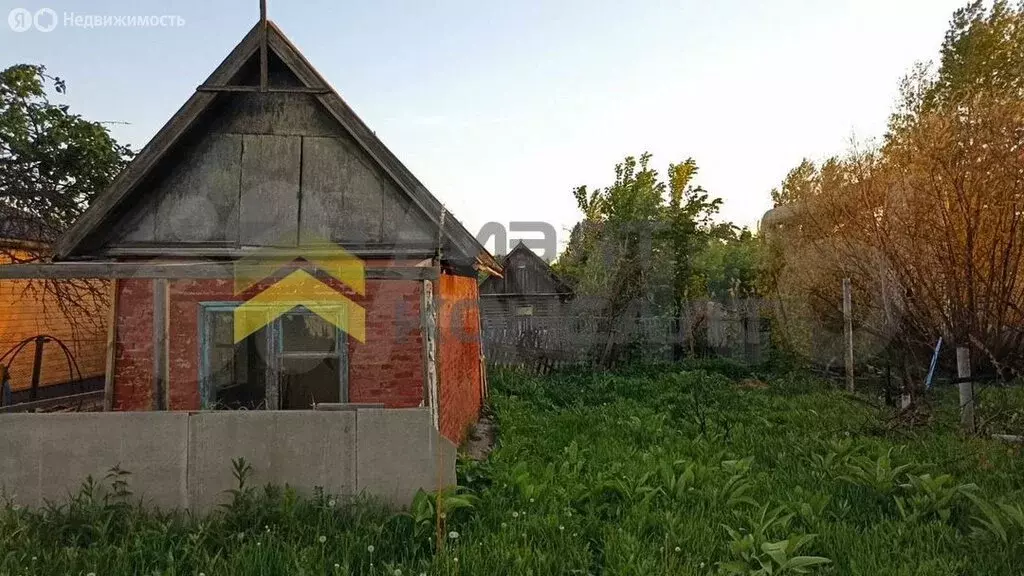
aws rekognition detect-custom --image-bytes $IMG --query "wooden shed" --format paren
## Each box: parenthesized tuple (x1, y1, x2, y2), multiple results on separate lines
(0, 217, 107, 402)
(479, 242, 573, 321)
(0, 19, 500, 443)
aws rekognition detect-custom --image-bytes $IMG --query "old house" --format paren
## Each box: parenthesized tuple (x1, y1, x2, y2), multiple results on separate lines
(0, 20, 500, 444)
(479, 242, 572, 321)
(0, 215, 107, 402)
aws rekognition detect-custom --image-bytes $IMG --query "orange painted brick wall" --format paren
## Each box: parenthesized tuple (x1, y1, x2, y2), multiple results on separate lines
(0, 250, 108, 391)
(437, 273, 484, 444)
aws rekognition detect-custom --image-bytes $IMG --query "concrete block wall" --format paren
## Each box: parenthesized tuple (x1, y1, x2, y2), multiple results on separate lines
(0, 408, 455, 511)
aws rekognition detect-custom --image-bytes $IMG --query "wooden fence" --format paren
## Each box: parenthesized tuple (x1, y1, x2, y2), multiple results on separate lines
(482, 299, 769, 373)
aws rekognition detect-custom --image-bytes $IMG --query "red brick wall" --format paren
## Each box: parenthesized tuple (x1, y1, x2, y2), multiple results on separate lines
(112, 279, 154, 410)
(113, 274, 425, 411)
(437, 274, 483, 444)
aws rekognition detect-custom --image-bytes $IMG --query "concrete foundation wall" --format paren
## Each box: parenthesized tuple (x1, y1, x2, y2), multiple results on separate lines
(0, 408, 455, 512)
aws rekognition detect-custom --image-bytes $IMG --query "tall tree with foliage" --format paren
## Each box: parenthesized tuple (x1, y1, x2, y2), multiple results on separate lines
(768, 0, 1024, 384)
(555, 153, 732, 362)
(0, 64, 132, 324)
(0, 64, 131, 252)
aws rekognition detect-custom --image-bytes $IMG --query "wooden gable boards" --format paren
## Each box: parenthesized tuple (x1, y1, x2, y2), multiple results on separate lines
(480, 242, 572, 295)
(56, 21, 499, 273)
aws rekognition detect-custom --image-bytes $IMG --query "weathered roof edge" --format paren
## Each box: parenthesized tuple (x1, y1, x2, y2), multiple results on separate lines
(481, 240, 572, 294)
(54, 20, 501, 275)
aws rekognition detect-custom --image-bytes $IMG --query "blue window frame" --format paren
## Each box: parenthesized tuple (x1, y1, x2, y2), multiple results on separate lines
(198, 303, 348, 409)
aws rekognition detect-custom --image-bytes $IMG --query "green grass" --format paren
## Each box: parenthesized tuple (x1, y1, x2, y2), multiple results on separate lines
(2, 364, 1022, 575)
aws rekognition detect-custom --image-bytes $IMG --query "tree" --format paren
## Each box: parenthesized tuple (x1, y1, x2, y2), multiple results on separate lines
(1, 64, 131, 252)
(555, 153, 730, 363)
(767, 1, 1024, 383)
(0, 64, 132, 325)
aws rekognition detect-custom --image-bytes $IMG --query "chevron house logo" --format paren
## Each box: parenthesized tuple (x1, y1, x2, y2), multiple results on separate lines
(232, 243, 367, 344)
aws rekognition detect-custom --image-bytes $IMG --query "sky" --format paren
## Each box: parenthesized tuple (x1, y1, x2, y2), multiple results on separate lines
(1, 0, 969, 257)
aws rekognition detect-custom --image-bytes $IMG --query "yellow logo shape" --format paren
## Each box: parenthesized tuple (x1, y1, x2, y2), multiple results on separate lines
(232, 245, 367, 344)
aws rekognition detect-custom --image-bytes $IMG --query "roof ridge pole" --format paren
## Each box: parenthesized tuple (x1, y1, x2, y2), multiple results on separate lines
(259, 0, 268, 92)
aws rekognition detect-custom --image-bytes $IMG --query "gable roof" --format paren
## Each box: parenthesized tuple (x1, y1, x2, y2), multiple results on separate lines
(480, 241, 572, 295)
(55, 20, 500, 274)
(0, 206, 46, 245)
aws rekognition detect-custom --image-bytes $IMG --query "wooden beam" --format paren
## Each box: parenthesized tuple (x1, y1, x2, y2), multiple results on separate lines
(152, 279, 168, 410)
(103, 279, 118, 411)
(196, 85, 331, 94)
(957, 346, 975, 432)
(0, 261, 440, 280)
(99, 245, 439, 259)
(0, 390, 104, 414)
(842, 278, 854, 393)
(259, 0, 268, 91)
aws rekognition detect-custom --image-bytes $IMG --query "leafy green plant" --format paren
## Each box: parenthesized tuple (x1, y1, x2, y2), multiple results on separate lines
(894, 473, 978, 523)
(719, 505, 831, 574)
(965, 492, 1024, 545)
(837, 448, 916, 496)
(806, 437, 865, 480)
(786, 487, 831, 529)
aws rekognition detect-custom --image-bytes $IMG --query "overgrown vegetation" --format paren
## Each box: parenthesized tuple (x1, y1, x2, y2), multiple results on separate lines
(2, 365, 1021, 574)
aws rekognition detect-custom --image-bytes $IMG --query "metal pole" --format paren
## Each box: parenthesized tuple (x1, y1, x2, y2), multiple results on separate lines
(29, 336, 46, 401)
(842, 278, 854, 392)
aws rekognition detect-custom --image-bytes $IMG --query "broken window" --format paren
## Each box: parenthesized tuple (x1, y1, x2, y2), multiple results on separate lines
(200, 305, 347, 409)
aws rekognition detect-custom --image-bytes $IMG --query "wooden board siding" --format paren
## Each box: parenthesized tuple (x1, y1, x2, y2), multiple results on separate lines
(437, 274, 483, 444)
(0, 251, 107, 391)
(479, 244, 570, 296)
(480, 294, 565, 318)
(239, 134, 301, 246)
(100, 93, 439, 252)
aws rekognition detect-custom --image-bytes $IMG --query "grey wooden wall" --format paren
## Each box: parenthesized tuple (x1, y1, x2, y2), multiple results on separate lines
(101, 90, 436, 251)
(480, 248, 566, 296)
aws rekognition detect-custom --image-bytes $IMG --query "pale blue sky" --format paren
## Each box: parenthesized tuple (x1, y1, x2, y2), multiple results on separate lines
(1, 0, 967, 255)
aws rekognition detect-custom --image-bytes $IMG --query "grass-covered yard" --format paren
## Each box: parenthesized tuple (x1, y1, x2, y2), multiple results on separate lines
(2, 364, 1022, 575)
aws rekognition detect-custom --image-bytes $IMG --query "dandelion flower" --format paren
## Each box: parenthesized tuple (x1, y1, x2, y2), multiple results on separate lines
(501, 522, 507, 528)
(512, 511, 519, 518)
(367, 545, 375, 553)
(328, 499, 337, 508)
(454, 558, 459, 564)
(11, 504, 20, 511)
(529, 498, 535, 503)
(439, 512, 446, 519)
(318, 535, 327, 544)
(448, 530, 459, 540)
(559, 525, 564, 531)
(237, 532, 245, 541)
(394, 570, 402, 576)
(674, 546, 681, 553)
(334, 564, 341, 570)
(86, 573, 95, 576)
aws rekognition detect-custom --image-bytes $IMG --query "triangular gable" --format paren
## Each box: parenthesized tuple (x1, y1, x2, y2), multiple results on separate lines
(56, 21, 499, 273)
(480, 241, 572, 295)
